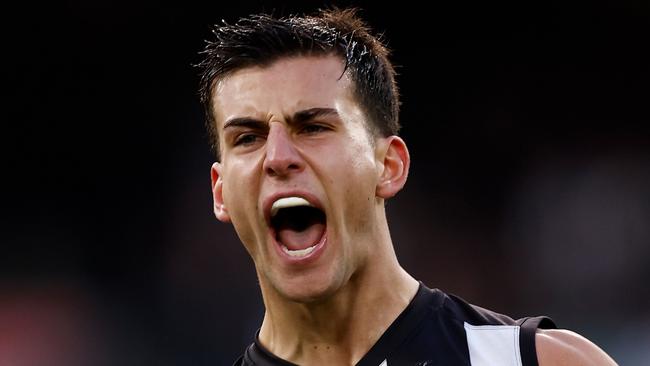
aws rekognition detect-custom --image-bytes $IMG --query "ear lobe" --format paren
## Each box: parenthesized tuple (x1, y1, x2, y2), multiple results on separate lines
(211, 162, 231, 223)
(376, 136, 410, 199)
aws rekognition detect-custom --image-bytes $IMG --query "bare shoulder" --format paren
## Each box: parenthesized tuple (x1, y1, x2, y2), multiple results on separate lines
(536, 328, 618, 365)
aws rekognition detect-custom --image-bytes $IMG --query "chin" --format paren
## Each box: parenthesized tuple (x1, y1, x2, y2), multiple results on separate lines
(270, 268, 347, 304)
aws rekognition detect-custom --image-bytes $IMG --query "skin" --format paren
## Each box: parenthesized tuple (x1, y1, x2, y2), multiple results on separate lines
(210, 54, 418, 364)
(209, 54, 616, 365)
(536, 329, 618, 365)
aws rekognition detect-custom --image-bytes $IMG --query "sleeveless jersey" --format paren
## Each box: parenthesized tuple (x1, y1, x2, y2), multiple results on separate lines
(233, 282, 556, 366)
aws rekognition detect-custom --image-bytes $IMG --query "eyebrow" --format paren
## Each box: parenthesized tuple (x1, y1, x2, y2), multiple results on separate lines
(291, 108, 339, 125)
(222, 108, 339, 131)
(222, 117, 268, 131)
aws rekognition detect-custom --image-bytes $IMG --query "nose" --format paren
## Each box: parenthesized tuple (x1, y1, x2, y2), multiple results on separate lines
(263, 123, 304, 177)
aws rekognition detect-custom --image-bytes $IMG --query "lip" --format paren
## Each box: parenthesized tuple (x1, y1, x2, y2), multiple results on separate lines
(262, 191, 328, 265)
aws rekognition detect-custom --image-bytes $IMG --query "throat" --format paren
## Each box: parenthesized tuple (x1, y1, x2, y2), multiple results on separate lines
(258, 286, 380, 365)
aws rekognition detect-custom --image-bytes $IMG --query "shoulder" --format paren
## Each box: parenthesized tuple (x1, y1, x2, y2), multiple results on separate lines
(536, 328, 618, 365)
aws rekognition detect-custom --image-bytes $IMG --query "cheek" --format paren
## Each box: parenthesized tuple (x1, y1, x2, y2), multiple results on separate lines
(221, 160, 259, 206)
(224, 182, 261, 257)
(221, 164, 260, 232)
(350, 140, 379, 187)
(336, 146, 378, 217)
(322, 143, 375, 191)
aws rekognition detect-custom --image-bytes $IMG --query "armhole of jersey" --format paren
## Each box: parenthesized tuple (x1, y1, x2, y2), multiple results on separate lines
(464, 316, 556, 366)
(518, 316, 557, 366)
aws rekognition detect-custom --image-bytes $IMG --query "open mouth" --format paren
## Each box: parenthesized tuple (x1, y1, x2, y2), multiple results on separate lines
(269, 197, 326, 258)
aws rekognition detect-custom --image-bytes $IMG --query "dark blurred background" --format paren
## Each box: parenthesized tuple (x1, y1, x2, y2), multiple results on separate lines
(3, 0, 649, 364)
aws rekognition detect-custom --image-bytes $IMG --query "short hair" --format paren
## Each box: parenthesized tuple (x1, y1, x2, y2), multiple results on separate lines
(197, 7, 401, 159)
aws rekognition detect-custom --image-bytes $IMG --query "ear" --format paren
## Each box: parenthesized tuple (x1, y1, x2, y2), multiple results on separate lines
(376, 136, 410, 199)
(210, 162, 231, 223)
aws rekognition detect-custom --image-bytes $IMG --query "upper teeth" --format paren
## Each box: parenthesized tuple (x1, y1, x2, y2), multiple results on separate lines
(271, 197, 311, 217)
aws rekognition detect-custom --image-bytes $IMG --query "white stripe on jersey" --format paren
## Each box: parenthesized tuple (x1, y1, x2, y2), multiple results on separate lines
(464, 322, 522, 366)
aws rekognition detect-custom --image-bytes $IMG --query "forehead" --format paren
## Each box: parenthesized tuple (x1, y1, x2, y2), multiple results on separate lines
(211, 55, 355, 128)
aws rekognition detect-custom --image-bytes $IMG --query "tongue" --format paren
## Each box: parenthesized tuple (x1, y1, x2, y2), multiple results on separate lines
(277, 222, 325, 250)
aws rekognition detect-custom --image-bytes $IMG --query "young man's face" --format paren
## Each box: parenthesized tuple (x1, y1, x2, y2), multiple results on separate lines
(210, 55, 388, 302)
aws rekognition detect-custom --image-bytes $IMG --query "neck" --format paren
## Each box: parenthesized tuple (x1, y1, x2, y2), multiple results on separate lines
(257, 229, 419, 365)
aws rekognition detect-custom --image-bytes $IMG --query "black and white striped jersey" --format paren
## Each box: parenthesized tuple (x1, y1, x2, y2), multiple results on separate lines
(233, 282, 556, 366)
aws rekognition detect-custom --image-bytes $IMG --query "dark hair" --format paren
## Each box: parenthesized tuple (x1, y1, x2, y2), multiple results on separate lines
(197, 7, 400, 159)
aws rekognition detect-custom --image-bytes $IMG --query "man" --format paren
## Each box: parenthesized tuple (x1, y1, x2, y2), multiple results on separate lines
(197, 8, 617, 366)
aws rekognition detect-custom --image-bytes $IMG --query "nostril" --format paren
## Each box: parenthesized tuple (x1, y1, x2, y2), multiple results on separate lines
(265, 162, 301, 177)
(266, 166, 279, 177)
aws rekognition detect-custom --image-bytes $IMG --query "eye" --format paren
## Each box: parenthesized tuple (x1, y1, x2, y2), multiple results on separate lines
(234, 133, 261, 146)
(301, 124, 329, 134)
